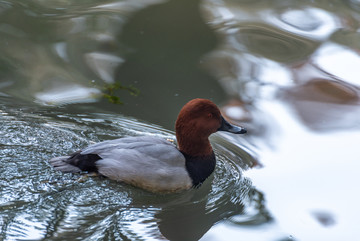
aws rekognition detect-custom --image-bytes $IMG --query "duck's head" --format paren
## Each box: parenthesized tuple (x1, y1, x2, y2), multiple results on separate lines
(175, 98, 247, 156)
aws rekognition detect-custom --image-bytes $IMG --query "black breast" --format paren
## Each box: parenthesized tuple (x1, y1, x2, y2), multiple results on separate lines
(182, 152, 216, 187)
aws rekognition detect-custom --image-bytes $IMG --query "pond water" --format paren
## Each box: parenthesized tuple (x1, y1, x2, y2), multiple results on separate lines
(0, 0, 360, 240)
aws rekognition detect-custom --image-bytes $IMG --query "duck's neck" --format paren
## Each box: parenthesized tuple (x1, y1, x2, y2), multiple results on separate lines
(176, 132, 213, 157)
(176, 125, 216, 186)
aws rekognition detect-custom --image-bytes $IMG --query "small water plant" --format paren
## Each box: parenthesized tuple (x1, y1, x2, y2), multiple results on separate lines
(102, 82, 139, 104)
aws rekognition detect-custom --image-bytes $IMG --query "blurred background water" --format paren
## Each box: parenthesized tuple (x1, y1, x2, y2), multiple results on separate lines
(0, 0, 360, 240)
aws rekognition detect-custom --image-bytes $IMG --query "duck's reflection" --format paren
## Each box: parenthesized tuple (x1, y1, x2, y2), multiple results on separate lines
(156, 184, 217, 241)
(155, 182, 268, 240)
(127, 169, 269, 241)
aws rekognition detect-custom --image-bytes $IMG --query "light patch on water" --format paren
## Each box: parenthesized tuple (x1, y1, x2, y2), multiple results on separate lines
(91, 0, 167, 12)
(223, 106, 247, 120)
(53, 42, 69, 61)
(201, 222, 292, 241)
(272, 7, 339, 40)
(245, 100, 360, 240)
(257, 59, 292, 86)
(313, 43, 360, 87)
(6, 213, 47, 240)
(85, 52, 124, 83)
(35, 84, 102, 105)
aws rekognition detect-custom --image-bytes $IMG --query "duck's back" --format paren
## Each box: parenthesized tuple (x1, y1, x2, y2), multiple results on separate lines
(50, 136, 193, 193)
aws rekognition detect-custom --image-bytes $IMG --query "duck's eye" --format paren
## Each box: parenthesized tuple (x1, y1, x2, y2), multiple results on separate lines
(207, 113, 213, 118)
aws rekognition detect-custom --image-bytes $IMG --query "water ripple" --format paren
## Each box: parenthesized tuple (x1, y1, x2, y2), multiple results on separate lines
(236, 23, 319, 63)
(0, 99, 263, 240)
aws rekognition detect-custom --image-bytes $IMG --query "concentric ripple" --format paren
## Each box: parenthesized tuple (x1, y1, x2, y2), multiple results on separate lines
(236, 23, 319, 63)
(0, 98, 266, 241)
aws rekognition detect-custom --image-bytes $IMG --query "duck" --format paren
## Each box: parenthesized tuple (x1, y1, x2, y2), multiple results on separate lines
(49, 98, 247, 193)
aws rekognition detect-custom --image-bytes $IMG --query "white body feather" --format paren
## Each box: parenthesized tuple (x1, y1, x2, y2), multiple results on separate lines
(80, 136, 192, 192)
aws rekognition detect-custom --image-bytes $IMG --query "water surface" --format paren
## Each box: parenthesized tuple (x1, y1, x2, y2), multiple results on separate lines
(1, 0, 360, 240)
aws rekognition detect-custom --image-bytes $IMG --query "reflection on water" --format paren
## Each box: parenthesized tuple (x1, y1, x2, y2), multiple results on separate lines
(114, 0, 225, 125)
(280, 77, 360, 131)
(1, 0, 360, 240)
(236, 24, 318, 63)
(204, 1, 360, 240)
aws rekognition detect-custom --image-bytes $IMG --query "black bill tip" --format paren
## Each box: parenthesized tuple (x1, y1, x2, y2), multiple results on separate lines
(237, 127, 247, 134)
(218, 116, 247, 134)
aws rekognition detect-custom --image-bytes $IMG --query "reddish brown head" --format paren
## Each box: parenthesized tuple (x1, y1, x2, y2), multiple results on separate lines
(175, 99, 246, 157)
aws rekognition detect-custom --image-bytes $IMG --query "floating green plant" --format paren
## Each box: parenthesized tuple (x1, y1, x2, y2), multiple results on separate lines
(102, 82, 139, 104)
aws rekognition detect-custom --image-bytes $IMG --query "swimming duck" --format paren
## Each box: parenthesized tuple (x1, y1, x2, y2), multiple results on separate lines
(49, 98, 247, 193)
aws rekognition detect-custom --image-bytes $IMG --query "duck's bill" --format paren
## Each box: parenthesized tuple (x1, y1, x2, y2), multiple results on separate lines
(218, 116, 247, 134)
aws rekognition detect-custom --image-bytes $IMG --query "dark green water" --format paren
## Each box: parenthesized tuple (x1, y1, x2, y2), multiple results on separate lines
(1, 0, 360, 240)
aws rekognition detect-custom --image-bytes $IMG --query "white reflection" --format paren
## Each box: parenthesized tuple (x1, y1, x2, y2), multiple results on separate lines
(257, 59, 292, 86)
(92, 0, 167, 12)
(223, 106, 247, 120)
(54, 42, 68, 61)
(201, 222, 291, 241)
(245, 101, 360, 240)
(281, 9, 322, 31)
(123, 209, 163, 241)
(35, 84, 101, 105)
(85, 52, 124, 83)
(271, 8, 339, 40)
(313, 43, 360, 86)
(216, 6, 235, 21)
(7, 213, 46, 240)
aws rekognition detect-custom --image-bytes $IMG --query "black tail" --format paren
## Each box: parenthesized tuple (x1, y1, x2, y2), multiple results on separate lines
(49, 151, 101, 173)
